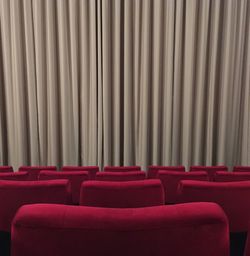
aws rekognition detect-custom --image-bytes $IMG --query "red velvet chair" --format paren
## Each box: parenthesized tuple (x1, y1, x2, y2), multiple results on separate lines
(0, 172, 29, 181)
(178, 180, 250, 232)
(189, 165, 228, 181)
(0, 180, 70, 232)
(96, 171, 146, 181)
(147, 165, 185, 178)
(39, 171, 89, 204)
(19, 166, 57, 180)
(80, 179, 164, 208)
(11, 202, 229, 256)
(61, 166, 99, 179)
(215, 171, 250, 182)
(0, 166, 13, 173)
(158, 170, 208, 204)
(233, 166, 250, 172)
(103, 166, 141, 172)
(0, 180, 70, 256)
(178, 180, 250, 256)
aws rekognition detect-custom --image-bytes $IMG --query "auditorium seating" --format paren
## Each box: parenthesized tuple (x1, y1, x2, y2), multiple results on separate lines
(11, 202, 229, 256)
(103, 166, 141, 172)
(80, 179, 164, 208)
(233, 166, 250, 172)
(61, 166, 99, 179)
(0, 180, 70, 232)
(147, 165, 185, 178)
(39, 171, 89, 204)
(19, 166, 57, 180)
(0, 180, 70, 256)
(0, 172, 28, 181)
(157, 170, 208, 204)
(178, 180, 250, 256)
(96, 171, 146, 181)
(0, 166, 13, 173)
(178, 180, 250, 232)
(189, 165, 228, 181)
(215, 171, 250, 182)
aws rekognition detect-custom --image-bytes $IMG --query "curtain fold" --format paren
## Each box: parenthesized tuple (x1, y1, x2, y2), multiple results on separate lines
(0, 0, 249, 170)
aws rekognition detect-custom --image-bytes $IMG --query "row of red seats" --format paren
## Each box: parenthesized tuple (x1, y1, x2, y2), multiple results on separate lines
(7, 179, 250, 256)
(0, 179, 164, 234)
(1, 164, 250, 179)
(0, 178, 164, 256)
(1, 164, 250, 255)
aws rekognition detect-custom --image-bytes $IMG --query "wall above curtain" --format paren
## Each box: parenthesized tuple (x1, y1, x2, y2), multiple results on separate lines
(0, 0, 249, 169)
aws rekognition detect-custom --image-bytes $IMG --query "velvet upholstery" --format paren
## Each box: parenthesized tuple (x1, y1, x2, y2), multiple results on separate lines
(189, 165, 228, 181)
(96, 171, 146, 181)
(178, 180, 250, 232)
(103, 166, 141, 172)
(0, 172, 29, 181)
(0, 180, 70, 232)
(11, 202, 229, 256)
(147, 165, 185, 178)
(80, 179, 164, 208)
(158, 170, 208, 204)
(233, 166, 250, 172)
(61, 166, 99, 179)
(18, 166, 57, 180)
(0, 166, 13, 173)
(39, 171, 89, 204)
(215, 171, 250, 182)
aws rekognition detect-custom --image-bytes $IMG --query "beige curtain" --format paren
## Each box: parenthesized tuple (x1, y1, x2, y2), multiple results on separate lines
(0, 0, 249, 170)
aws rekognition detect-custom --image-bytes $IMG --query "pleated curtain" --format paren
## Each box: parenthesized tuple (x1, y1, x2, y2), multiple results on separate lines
(0, 0, 249, 170)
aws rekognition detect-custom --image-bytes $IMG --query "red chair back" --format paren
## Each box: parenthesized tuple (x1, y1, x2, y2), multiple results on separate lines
(178, 180, 250, 232)
(233, 166, 250, 172)
(61, 166, 99, 179)
(147, 165, 185, 178)
(39, 171, 89, 204)
(0, 180, 70, 232)
(0, 172, 28, 181)
(215, 171, 250, 182)
(11, 202, 229, 256)
(96, 171, 146, 181)
(158, 170, 208, 204)
(190, 165, 228, 181)
(0, 166, 13, 173)
(103, 166, 141, 172)
(80, 179, 164, 208)
(19, 166, 57, 180)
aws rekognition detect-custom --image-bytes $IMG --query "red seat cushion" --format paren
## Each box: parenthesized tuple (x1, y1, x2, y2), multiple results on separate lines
(158, 170, 208, 204)
(103, 166, 141, 172)
(147, 165, 185, 178)
(96, 171, 146, 181)
(80, 179, 164, 208)
(19, 166, 57, 180)
(233, 166, 250, 172)
(0, 172, 29, 181)
(0, 180, 70, 232)
(178, 180, 250, 232)
(11, 202, 229, 256)
(190, 166, 228, 181)
(0, 166, 13, 173)
(39, 171, 89, 204)
(61, 166, 99, 179)
(215, 171, 250, 182)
